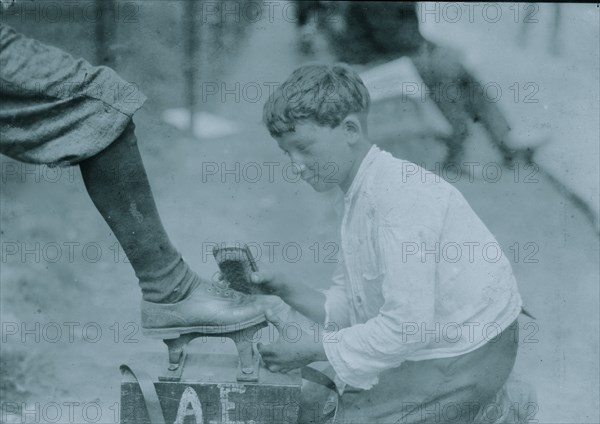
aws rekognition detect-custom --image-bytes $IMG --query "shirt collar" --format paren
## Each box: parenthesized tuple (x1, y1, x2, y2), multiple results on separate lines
(344, 144, 381, 204)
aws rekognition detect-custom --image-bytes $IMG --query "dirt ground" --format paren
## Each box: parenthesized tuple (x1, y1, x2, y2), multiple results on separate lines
(1, 2, 599, 423)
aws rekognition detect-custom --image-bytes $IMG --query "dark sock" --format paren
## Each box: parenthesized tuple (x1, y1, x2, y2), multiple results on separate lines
(80, 120, 199, 303)
(136, 255, 202, 303)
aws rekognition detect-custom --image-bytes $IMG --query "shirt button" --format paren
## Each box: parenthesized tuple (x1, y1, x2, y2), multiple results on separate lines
(355, 295, 362, 305)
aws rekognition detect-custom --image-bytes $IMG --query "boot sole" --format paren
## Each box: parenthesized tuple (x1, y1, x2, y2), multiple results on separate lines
(141, 301, 289, 339)
(141, 315, 267, 339)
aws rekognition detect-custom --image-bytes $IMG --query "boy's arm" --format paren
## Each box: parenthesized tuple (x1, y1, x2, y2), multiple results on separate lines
(257, 307, 329, 373)
(322, 224, 437, 390)
(251, 272, 333, 374)
(251, 271, 326, 324)
(278, 279, 327, 325)
(253, 263, 354, 373)
(251, 260, 352, 328)
(322, 262, 353, 329)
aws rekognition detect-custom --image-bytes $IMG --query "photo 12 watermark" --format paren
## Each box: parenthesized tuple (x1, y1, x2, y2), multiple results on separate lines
(1, 321, 140, 344)
(1, 400, 121, 424)
(0, 0, 140, 23)
(417, 3, 541, 25)
(188, 79, 541, 106)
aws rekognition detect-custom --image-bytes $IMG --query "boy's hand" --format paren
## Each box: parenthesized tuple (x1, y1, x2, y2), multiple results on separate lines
(257, 309, 327, 373)
(249, 270, 290, 296)
(214, 269, 288, 296)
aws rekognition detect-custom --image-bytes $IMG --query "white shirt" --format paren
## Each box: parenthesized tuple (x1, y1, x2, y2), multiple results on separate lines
(322, 145, 522, 391)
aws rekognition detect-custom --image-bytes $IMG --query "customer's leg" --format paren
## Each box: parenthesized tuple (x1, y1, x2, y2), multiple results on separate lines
(0, 24, 196, 303)
(79, 122, 200, 303)
(0, 23, 281, 331)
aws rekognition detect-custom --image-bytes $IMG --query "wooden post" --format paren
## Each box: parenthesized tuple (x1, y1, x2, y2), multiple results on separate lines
(183, 0, 199, 131)
(95, 0, 117, 67)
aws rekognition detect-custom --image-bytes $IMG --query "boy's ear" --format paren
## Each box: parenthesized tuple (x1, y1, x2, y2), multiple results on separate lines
(342, 115, 362, 145)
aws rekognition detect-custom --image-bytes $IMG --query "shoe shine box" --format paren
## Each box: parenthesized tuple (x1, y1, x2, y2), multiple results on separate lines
(120, 352, 302, 424)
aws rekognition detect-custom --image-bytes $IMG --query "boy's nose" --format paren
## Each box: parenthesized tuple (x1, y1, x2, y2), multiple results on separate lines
(291, 162, 307, 176)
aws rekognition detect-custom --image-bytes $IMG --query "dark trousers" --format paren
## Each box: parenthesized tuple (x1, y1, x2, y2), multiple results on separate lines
(301, 319, 520, 424)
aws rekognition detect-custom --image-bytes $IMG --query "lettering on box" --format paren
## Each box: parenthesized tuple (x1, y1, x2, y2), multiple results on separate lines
(172, 384, 249, 424)
(173, 387, 203, 424)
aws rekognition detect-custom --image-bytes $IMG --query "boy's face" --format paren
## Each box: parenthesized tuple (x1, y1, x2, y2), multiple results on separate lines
(275, 120, 357, 192)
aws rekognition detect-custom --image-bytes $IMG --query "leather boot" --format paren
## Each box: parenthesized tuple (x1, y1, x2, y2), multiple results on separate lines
(141, 277, 286, 338)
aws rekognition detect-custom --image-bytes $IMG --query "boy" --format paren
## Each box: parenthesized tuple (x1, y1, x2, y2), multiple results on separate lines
(254, 64, 525, 423)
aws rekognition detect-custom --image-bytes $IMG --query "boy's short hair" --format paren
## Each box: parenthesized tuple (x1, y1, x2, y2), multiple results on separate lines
(263, 63, 371, 137)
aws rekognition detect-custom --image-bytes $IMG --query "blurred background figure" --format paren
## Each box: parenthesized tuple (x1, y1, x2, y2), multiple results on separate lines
(294, 0, 325, 55)
(296, 1, 521, 165)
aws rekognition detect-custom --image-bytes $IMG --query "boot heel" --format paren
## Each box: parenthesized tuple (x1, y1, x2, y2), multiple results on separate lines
(159, 333, 200, 381)
(231, 322, 267, 382)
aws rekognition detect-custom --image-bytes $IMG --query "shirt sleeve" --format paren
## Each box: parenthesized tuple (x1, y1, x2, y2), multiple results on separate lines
(323, 224, 438, 390)
(322, 259, 352, 330)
